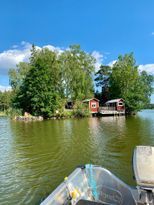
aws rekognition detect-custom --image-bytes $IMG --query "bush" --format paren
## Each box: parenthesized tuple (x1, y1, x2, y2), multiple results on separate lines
(7, 108, 22, 118)
(73, 101, 90, 117)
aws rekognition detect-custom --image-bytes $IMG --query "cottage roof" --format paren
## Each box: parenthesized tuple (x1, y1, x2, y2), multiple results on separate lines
(83, 98, 99, 103)
(105, 98, 124, 104)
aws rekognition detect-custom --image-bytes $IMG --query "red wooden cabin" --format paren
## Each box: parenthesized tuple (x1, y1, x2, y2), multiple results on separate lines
(83, 98, 99, 114)
(105, 98, 125, 111)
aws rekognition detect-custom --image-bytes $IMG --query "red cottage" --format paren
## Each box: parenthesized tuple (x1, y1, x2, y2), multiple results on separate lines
(83, 98, 99, 114)
(105, 98, 125, 111)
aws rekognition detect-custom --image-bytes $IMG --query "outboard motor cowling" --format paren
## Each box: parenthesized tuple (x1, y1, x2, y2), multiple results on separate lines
(133, 146, 154, 204)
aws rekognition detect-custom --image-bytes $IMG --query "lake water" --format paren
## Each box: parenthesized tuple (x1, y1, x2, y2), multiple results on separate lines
(0, 110, 154, 205)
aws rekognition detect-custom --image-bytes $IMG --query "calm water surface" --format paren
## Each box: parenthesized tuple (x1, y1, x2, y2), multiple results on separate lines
(0, 110, 154, 205)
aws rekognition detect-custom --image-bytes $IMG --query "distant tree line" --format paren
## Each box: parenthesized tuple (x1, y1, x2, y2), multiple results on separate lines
(147, 104, 154, 109)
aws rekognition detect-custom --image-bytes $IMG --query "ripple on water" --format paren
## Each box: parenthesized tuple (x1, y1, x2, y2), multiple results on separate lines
(0, 113, 154, 204)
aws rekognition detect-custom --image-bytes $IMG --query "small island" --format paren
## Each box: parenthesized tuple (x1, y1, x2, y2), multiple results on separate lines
(0, 45, 153, 120)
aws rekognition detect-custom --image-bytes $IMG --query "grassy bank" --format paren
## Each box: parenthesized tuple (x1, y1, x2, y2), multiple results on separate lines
(54, 109, 91, 119)
(5, 106, 91, 121)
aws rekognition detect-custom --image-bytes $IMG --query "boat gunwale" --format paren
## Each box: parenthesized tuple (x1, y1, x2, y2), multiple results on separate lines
(41, 165, 137, 205)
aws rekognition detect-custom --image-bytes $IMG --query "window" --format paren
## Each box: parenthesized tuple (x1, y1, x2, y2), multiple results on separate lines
(118, 102, 123, 106)
(91, 103, 96, 108)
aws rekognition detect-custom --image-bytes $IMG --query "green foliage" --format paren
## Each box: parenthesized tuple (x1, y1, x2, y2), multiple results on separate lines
(0, 111, 7, 116)
(54, 109, 74, 118)
(110, 53, 153, 112)
(95, 53, 153, 113)
(95, 65, 112, 103)
(9, 45, 95, 118)
(95, 65, 111, 88)
(73, 101, 90, 117)
(9, 62, 31, 91)
(147, 104, 154, 109)
(60, 45, 95, 100)
(7, 108, 22, 118)
(14, 48, 62, 118)
(0, 91, 12, 112)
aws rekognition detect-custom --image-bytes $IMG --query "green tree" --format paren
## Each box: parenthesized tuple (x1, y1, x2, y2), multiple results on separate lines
(9, 45, 96, 118)
(110, 53, 153, 113)
(60, 45, 95, 100)
(16, 48, 62, 118)
(9, 62, 30, 91)
(9, 61, 31, 109)
(0, 91, 12, 112)
(95, 65, 111, 103)
(95, 53, 153, 113)
(139, 71, 153, 108)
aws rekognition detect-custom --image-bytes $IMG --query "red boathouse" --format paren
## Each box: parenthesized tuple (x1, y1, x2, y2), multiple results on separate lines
(83, 98, 99, 114)
(105, 98, 125, 111)
(99, 98, 125, 115)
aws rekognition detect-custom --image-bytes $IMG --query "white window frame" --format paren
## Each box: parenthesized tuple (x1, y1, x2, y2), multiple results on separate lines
(91, 102, 97, 108)
(118, 102, 123, 106)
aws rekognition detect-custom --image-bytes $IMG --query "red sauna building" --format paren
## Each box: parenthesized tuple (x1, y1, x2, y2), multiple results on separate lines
(83, 98, 99, 114)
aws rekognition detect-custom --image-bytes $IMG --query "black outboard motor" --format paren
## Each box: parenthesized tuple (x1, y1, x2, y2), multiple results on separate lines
(133, 146, 154, 205)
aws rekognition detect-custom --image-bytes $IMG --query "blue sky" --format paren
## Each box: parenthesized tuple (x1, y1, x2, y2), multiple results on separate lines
(1, 0, 154, 58)
(0, 0, 154, 101)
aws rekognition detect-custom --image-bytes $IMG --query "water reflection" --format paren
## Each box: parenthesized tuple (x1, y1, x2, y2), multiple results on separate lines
(0, 110, 154, 204)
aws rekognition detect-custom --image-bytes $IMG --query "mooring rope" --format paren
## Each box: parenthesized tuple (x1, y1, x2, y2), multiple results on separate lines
(86, 164, 99, 200)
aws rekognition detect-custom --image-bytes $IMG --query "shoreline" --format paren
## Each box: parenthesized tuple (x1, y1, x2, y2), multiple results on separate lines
(0, 112, 7, 117)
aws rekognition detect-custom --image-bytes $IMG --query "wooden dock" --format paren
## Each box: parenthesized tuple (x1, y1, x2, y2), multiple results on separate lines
(99, 107, 125, 116)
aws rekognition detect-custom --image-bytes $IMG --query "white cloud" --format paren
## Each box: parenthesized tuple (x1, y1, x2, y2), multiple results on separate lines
(138, 64, 154, 75)
(0, 42, 65, 91)
(0, 85, 11, 92)
(0, 41, 64, 76)
(107, 60, 154, 75)
(43, 45, 64, 54)
(0, 41, 103, 77)
(108, 60, 117, 67)
(0, 42, 104, 91)
(1, 41, 153, 93)
(0, 41, 31, 75)
(91, 51, 103, 72)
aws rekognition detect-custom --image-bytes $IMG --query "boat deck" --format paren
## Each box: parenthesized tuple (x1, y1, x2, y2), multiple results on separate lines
(99, 109, 125, 115)
(76, 199, 104, 205)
